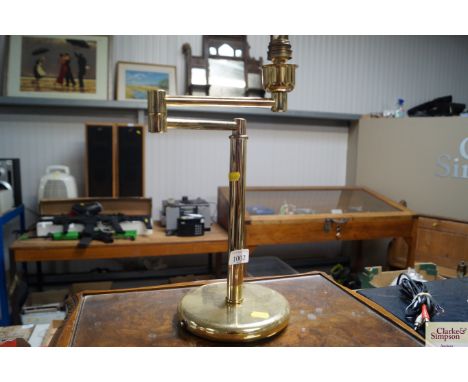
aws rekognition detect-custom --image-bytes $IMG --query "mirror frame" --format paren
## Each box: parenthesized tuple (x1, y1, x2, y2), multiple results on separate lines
(182, 35, 265, 97)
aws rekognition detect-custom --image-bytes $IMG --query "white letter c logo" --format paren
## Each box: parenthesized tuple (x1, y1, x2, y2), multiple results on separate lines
(460, 137, 468, 160)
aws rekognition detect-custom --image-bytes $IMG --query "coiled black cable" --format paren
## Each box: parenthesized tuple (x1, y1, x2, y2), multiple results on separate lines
(397, 273, 443, 330)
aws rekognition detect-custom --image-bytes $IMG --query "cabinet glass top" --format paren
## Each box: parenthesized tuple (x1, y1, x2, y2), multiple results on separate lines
(244, 188, 400, 216)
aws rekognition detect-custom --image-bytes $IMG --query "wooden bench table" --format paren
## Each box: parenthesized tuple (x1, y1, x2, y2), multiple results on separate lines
(10, 223, 229, 288)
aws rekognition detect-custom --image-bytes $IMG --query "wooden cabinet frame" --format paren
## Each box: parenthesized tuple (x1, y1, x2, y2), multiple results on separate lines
(218, 186, 417, 267)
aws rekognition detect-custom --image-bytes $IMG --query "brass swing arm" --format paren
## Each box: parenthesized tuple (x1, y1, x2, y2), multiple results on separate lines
(148, 35, 297, 134)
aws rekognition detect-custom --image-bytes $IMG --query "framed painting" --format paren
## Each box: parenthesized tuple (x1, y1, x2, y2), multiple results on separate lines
(6, 35, 108, 100)
(116, 61, 177, 101)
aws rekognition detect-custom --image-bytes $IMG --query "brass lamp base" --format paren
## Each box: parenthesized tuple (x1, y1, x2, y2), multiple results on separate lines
(178, 282, 290, 342)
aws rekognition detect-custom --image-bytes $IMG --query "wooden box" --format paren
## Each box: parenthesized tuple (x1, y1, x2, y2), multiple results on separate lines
(39, 197, 152, 216)
(361, 262, 444, 288)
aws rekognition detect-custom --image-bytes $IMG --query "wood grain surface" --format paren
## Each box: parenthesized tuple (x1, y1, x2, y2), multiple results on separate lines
(53, 272, 423, 347)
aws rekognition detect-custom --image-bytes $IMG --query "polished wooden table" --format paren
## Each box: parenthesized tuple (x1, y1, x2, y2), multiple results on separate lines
(52, 272, 423, 346)
(10, 223, 228, 287)
(218, 186, 417, 268)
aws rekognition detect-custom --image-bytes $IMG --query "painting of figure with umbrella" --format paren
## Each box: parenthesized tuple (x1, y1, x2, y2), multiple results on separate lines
(7, 36, 108, 100)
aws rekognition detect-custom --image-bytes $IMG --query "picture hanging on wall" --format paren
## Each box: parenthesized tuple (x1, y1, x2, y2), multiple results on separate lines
(116, 61, 177, 101)
(6, 35, 108, 100)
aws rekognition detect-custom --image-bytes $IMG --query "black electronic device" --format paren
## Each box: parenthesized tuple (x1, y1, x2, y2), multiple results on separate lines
(0, 158, 22, 206)
(161, 196, 212, 236)
(85, 124, 145, 197)
(177, 214, 205, 237)
(408, 95, 466, 117)
(117, 125, 144, 197)
(86, 125, 114, 197)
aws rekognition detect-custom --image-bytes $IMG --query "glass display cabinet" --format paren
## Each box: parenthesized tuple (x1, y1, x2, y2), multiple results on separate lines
(218, 186, 417, 267)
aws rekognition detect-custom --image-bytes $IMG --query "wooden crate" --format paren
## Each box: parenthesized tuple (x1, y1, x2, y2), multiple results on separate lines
(39, 197, 152, 216)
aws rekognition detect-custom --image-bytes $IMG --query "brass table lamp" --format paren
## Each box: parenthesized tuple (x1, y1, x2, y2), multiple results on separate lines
(148, 36, 297, 342)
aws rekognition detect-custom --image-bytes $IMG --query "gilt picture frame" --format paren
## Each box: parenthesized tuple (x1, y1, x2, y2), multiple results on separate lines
(6, 35, 109, 100)
(116, 61, 177, 101)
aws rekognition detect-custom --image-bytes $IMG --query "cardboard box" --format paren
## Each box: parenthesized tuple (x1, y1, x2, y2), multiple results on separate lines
(24, 289, 68, 310)
(21, 282, 113, 326)
(0, 324, 34, 342)
(70, 281, 112, 295)
(0, 321, 63, 347)
(41, 320, 63, 347)
(21, 310, 66, 325)
(21, 289, 68, 325)
(436, 265, 460, 278)
(360, 262, 444, 288)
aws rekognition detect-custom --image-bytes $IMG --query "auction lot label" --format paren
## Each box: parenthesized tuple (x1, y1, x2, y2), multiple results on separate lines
(426, 322, 468, 347)
(228, 249, 249, 266)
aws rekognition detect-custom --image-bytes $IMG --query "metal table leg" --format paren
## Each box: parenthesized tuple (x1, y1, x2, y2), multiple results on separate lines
(0, 224, 8, 325)
(36, 262, 43, 292)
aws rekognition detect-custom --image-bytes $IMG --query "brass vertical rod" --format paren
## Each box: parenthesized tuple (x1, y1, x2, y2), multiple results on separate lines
(226, 118, 247, 305)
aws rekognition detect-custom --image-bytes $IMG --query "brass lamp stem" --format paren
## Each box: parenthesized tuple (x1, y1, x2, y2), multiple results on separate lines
(147, 109, 249, 305)
(227, 118, 247, 304)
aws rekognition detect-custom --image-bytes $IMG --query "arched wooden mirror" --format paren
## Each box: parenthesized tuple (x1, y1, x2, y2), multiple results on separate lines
(182, 35, 265, 98)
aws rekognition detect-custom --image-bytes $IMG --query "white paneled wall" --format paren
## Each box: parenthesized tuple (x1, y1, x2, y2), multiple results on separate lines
(105, 35, 468, 113)
(0, 115, 347, 220)
(149, 122, 347, 218)
(287, 35, 468, 114)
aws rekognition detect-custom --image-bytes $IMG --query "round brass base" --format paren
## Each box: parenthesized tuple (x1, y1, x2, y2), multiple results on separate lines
(178, 282, 290, 342)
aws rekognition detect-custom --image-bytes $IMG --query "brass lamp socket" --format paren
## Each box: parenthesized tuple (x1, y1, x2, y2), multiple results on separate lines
(262, 63, 297, 93)
(267, 35, 293, 63)
(262, 63, 297, 112)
